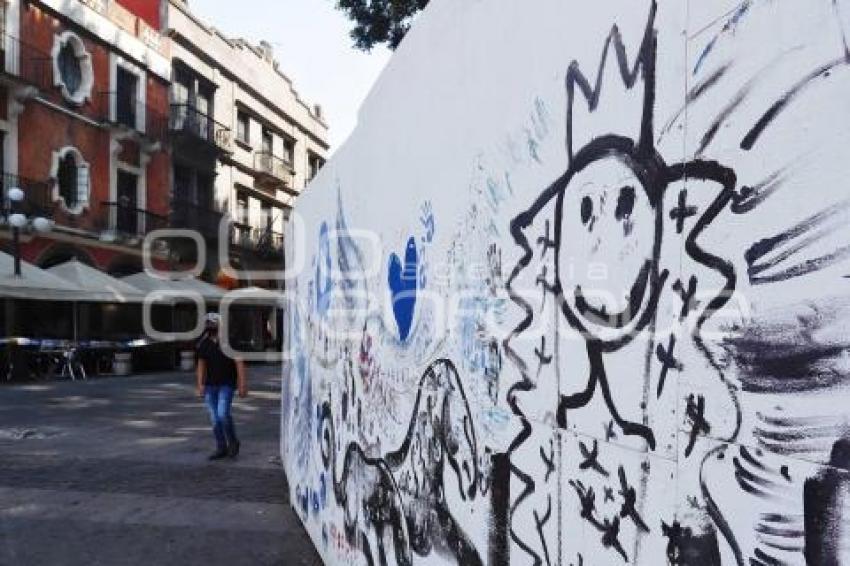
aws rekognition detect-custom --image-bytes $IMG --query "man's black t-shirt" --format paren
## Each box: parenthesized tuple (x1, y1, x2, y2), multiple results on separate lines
(198, 338, 238, 388)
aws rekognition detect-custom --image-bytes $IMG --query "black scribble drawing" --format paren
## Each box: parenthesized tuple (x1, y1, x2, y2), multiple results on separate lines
(319, 359, 482, 566)
(505, 0, 738, 457)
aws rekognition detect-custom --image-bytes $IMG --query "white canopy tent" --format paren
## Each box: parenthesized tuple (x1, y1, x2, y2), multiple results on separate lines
(0, 251, 87, 301)
(121, 272, 226, 303)
(47, 260, 146, 303)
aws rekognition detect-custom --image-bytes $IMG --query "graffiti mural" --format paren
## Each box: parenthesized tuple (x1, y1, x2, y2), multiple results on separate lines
(283, 0, 850, 564)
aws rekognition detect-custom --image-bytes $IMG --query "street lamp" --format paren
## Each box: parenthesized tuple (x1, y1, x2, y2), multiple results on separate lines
(7, 186, 51, 277)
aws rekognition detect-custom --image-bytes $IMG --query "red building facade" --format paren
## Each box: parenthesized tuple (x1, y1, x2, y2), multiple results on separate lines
(1, 0, 171, 274)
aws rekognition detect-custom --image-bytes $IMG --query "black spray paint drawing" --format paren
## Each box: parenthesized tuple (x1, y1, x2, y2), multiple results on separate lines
(505, 0, 737, 450)
(319, 359, 483, 566)
(286, 1, 850, 565)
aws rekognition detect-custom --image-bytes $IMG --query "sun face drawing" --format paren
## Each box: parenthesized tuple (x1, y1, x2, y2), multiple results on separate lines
(554, 137, 668, 349)
(505, 1, 738, 450)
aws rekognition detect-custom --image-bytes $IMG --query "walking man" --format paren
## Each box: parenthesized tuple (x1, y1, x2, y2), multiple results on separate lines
(196, 313, 247, 460)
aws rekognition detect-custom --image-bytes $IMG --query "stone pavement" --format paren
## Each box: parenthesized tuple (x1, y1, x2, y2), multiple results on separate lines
(0, 365, 323, 566)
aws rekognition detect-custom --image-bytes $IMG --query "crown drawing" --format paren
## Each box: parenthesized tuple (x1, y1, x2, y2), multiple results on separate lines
(565, 1, 658, 166)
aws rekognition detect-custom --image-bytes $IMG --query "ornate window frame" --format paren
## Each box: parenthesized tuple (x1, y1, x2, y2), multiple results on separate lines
(50, 146, 91, 215)
(52, 30, 94, 106)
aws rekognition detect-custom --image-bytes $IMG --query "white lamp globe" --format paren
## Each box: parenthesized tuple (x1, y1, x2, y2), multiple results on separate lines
(7, 187, 24, 202)
(9, 213, 27, 228)
(32, 217, 52, 233)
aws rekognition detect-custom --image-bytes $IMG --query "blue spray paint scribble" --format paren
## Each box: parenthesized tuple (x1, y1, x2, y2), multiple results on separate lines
(388, 237, 419, 342)
(693, 1, 752, 75)
(315, 222, 332, 316)
(290, 308, 313, 472)
(525, 128, 541, 163)
(531, 96, 551, 140)
(420, 200, 435, 243)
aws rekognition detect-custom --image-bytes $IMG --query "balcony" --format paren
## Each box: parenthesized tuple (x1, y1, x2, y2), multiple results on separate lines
(96, 201, 168, 240)
(0, 34, 53, 92)
(99, 92, 168, 146)
(0, 173, 53, 221)
(231, 222, 284, 260)
(171, 200, 225, 240)
(169, 105, 233, 154)
(253, 151, 294, 189)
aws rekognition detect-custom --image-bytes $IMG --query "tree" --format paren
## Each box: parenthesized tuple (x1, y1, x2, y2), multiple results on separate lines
(334, 0, 430, 51)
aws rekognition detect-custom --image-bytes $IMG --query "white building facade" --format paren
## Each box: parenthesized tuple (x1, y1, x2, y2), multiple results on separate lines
(165, 0, 328, 285)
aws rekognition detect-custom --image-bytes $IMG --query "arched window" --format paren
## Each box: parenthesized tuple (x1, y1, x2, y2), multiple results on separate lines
(50, 147, 90, 214)
(58, 43, 82, 94)
(52, 31, 93, 105)
(58, 152, 78, 208)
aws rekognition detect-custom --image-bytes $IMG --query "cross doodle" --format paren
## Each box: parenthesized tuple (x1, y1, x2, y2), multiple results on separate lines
(618, 466, 649, 533)
(685, 394, 711, 457)
(579, 439, 610, 477)
(672, 276, 701, 319)
(536, 219, 557, 258)
(656, 334, 683, 398)
(535, 335, 553, 375)
(669, 189, 698, 234)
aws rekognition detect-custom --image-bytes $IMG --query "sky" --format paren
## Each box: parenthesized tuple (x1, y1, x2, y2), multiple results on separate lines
(190, 0, 391, 152)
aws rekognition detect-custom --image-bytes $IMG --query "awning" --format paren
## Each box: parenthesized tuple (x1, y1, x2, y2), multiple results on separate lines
(47, 260, 146, 303)
(0, 252, 88, 301)
(121, 271, 225, 303)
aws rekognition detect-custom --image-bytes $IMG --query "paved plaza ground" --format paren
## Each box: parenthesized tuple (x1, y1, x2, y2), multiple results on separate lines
(0, 365, 322, 566)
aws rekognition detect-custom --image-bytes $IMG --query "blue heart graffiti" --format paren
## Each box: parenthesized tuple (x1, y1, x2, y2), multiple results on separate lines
(388, 236, 419, 342)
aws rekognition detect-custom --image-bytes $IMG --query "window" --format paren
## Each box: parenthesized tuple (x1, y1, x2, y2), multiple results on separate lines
(52, 31, 93, 105)
(309, 153, 324, 181)
(116, 170, 139, 235)
(262, 129, 273, 154)
(236, 192, 249, 225)
(283, 138, 295, 165)
(195, 173, 213, 208)
(58, 153, 78, 207)
(116, 67, 139, 129)
(196, 88, 213, 141)
(260, 201, 273, 229)
(237, 111, 250, 144)
(58, 44, 82, 94)
(51, 147, 90, 214)
(174, 164, 191, 198)
(235, 191, 250, 246)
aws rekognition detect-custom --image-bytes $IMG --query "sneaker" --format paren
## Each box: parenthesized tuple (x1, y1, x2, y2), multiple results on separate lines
(208, 449, 228, 461)
(228, 440, 241, 458)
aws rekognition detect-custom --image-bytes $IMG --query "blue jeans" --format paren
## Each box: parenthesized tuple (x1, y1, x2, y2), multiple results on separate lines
(204, 385, 238, 451)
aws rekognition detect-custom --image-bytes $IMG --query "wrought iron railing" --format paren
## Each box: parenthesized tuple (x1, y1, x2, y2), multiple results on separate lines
(171, 199, 225, 239)
(98, 92, 168, 144)
(0, 173, 53, 220)
(0, 33, 54, 91)
(169, 104, 232, 153)
(98, 201, 168, 238)
(231, 221, 284, 259)
(253, 151, 294, 186)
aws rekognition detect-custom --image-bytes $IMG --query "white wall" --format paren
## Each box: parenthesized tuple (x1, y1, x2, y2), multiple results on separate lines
(283, 1, 850, 564)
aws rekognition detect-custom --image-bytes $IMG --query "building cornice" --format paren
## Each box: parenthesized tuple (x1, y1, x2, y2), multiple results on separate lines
(32, 0, 172, 81)
(164, 1, 328, 151)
